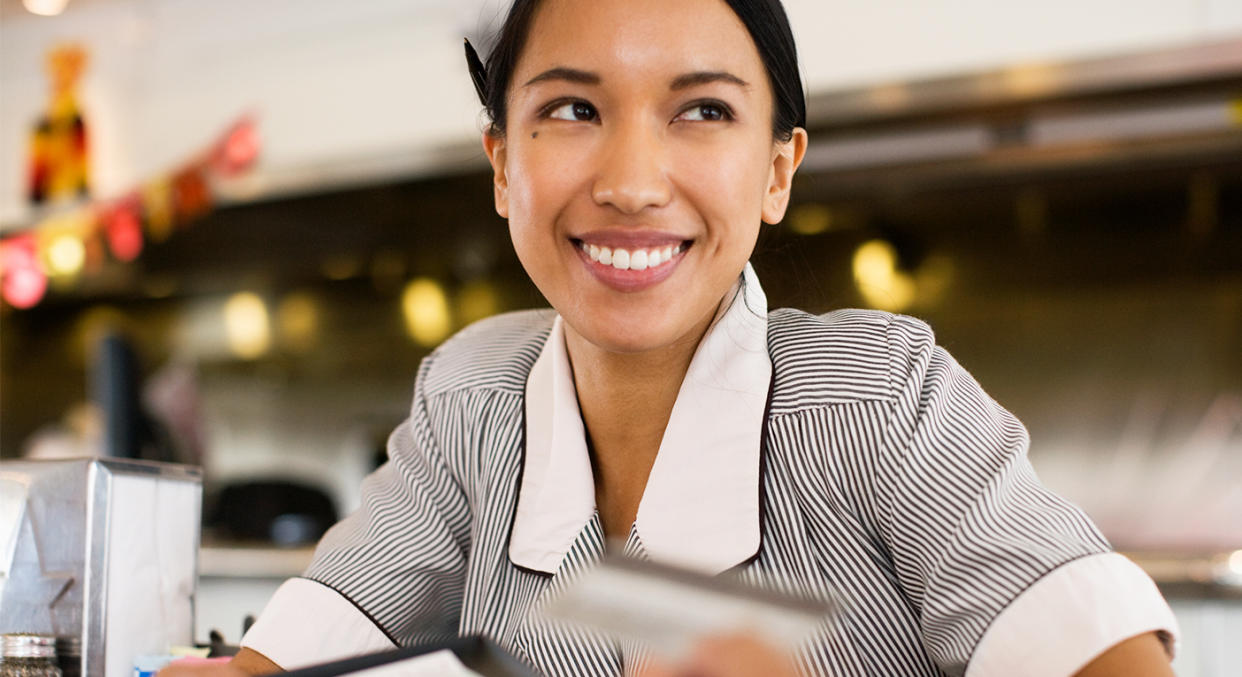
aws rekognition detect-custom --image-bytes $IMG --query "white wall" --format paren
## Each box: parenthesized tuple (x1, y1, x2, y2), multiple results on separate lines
(2, 0, 1240, 226)
(792, 0, 1242, 91)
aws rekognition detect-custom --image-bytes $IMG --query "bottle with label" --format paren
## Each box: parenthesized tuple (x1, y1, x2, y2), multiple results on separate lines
(0, 635, 62, 677)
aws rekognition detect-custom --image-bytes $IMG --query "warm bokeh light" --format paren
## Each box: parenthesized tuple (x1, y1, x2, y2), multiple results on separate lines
(3, 265, 48, 309)
(1229, 550, 1242, 577)
(224, 292, 271, 359)
(1002, 63, 1062, 97)
(456, 279, 500, 327)
(788, 204, 833, 236)
(852, 239, 916, 312)
(47, 234, 86, 276)
(1, 236, 48, 308)
(277, 292, 319, 353)
(23, 0, 70, 16)
(402, 278, 451, 347)
(853, 240, 897, 284)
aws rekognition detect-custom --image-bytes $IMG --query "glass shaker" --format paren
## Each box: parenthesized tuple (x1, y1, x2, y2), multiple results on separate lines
(0, 634, 62, 677)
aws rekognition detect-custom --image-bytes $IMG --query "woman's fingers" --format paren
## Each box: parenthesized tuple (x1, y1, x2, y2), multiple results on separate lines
(684, 634, 801, 677)
(155, 662, 249, 677)
(636, 634, 802, 677)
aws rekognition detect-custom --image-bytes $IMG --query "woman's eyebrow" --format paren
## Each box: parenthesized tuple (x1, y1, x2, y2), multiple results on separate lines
(522, 67, 600, 88)
(669, 71, 750, 91)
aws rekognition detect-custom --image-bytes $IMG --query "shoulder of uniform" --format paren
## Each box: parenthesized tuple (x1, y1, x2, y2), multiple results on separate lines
(766, 307, 935, 412)
(420, 308, 556, 397)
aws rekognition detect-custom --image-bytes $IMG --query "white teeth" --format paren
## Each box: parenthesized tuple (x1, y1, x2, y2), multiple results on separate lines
(580, 241, 687, 271)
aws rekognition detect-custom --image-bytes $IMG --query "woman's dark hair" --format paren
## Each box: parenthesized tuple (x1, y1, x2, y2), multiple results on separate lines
(465, 0, 806, 142)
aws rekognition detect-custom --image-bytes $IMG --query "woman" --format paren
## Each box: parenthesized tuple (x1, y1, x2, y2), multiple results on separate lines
(178, 0, 1178, 675)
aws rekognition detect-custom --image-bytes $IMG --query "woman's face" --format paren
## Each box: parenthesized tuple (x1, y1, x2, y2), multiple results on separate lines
(484, 0, 805, 356)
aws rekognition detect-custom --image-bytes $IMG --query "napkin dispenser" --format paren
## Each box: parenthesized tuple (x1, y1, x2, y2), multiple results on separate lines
(0, 458, 202, 677)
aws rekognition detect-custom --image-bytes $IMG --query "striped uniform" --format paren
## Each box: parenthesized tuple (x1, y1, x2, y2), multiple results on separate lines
(243, 267, 1176, 676)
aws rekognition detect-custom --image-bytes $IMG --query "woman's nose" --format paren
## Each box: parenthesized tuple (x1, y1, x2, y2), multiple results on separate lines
(591, 121, 672, 215)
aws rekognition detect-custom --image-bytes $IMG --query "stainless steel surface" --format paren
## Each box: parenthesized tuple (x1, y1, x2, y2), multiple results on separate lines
(806, 37, 1242, 126)
(81, 463, 105, 677)
(798, 37, 1242, 190)
(0, 459, 202, 677)
(0, 462, 89, 639)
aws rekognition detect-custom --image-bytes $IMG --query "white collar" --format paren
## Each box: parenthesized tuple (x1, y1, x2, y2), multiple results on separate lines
(510, 264, 771, 575)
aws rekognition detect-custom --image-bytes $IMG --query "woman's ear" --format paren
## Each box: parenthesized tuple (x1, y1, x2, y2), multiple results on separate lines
(762, 128, 808, 225)
(482, 132, 509, 218)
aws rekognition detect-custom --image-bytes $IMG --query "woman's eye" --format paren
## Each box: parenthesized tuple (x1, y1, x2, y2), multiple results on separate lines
(676, 103, 731, 122)
(547, 101, 598, 122)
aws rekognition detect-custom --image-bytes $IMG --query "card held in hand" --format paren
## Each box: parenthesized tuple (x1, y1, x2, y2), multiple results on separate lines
(540, 553, 833, 660)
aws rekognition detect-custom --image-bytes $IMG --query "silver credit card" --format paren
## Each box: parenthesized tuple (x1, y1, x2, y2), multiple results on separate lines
(541, 554, 833, 660)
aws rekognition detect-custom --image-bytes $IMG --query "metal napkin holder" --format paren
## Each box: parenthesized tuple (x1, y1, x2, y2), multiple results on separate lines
(0, 458, 202, 677)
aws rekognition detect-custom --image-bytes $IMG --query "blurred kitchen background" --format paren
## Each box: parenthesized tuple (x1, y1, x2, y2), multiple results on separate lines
(1, 0, 1240, 673)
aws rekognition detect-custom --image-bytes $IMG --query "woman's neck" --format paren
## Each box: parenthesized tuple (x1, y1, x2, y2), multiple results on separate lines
(563, 310, 716, 538)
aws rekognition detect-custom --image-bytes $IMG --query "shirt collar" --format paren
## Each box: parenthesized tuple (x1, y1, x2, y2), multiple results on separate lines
(510, 264, 771, 575)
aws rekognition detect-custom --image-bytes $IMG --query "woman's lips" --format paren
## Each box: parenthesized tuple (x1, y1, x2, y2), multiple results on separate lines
(572, 238, 690, 292)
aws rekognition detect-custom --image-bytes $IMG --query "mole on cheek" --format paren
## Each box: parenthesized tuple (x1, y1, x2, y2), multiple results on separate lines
(531, 132, 538, 139)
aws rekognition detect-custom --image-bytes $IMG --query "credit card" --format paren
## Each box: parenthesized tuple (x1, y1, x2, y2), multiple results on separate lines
(541, 554, 832, 660)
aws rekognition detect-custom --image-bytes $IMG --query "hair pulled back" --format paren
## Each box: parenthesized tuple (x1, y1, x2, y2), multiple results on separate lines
(465, 0, 806, 142)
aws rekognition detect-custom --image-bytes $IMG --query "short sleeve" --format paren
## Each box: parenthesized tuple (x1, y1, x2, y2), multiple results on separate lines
(874, 315, 1172, 674)
(242, 355, 472, 665)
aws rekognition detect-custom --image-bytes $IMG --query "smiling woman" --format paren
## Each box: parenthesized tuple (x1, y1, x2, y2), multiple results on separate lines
(159, 2, 1178, 677)
(486, 0, 803, 364)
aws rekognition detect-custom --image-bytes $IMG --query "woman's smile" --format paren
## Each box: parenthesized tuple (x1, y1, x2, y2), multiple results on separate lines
(570, 232, 692, 293)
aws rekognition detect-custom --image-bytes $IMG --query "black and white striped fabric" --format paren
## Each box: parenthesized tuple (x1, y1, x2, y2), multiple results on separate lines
(289, 271, 1137, 676)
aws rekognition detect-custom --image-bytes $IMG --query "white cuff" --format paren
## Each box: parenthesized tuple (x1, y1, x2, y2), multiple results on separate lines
(965, 552, 1178, 677)
(240, 578, 397, 669)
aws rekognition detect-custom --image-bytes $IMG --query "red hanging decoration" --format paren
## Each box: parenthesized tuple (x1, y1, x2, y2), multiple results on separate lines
(4, 113, 261, 309)
(105, 201, 143, 262)
(173, 166, 212, 222)
(214, 117, 259, 176)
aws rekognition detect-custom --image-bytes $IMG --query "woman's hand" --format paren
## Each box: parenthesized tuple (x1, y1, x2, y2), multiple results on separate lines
(638, 634, 802, 677)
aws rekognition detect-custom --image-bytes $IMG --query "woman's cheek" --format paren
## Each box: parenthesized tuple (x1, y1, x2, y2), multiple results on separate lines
(674, 141, 768, 218)
(514, 140, 589, 216)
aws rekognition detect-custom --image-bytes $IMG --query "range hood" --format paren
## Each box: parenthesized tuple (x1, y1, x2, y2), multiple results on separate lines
(799, 37, 1242, 195)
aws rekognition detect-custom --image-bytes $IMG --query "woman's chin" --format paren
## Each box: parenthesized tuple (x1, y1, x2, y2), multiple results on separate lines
(564, 316, 697, 358)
